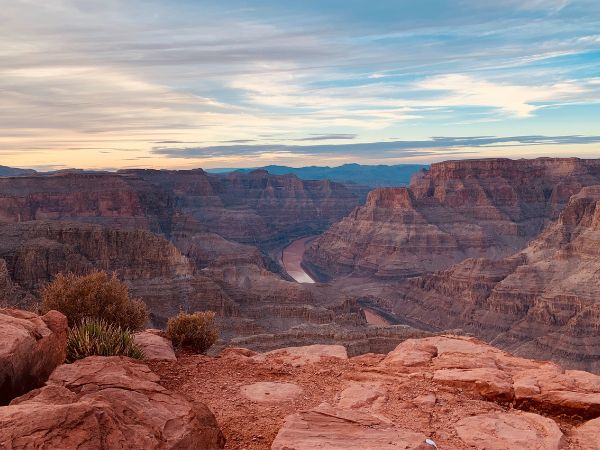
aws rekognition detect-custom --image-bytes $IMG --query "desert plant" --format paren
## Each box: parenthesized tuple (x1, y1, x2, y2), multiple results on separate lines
(167, 311, 219, 354)
(40, 271, 148, 330)
(66, 317, 144, 363)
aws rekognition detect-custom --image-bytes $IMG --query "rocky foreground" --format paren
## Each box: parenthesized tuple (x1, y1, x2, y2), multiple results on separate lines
(2, 307, 600, 449)
(152, 336, 600, 449)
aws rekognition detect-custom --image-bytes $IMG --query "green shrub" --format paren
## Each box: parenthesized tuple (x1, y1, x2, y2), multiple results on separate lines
(167, 311, 219, 354)
(66, 318, 144, 363)
(40, 271, 148, 330)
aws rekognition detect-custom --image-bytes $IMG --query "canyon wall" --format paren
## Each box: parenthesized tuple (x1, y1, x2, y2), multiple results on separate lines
(304, 158, 600, 279)
(386, 185, 600, 372)
(0, 169, 367, 247)
(0, 220, 368, 343)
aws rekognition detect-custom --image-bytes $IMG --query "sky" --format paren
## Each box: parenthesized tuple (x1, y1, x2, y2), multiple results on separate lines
(1, 0, 599, 170)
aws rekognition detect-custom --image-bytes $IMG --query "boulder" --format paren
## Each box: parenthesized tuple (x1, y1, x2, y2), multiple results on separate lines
(0, 308, 67, 405)
(0, 356, 225, 449)
(570, 417, 600, 450)
(134, 329, 176, 361)
(381, 338, 438, 368)
(513, 368, 600, 418)
(455, 410, 564, 450)
(271, 403, 427, 450)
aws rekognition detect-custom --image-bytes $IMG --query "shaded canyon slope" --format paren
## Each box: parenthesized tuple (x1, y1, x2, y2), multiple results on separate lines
(0, 169, 397, 349)
(0, 169, 368, 247)
(304, 158, 600, 279)
(391, 185, 600, 372)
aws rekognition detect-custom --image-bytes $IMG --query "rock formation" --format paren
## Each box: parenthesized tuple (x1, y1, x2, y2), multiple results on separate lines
(0, 308, 67, 404)
(134, 329, 177, 361)
(150, 335, 600, 449)
(389, 185, 600, 372)
(0, 169, 366, 247)
(0, 356, 225, 449)
(305, 158, 600, 279)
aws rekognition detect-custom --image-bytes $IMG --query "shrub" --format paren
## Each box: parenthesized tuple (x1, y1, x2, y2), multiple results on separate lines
(167, 311, 219, 354)
(40, 271, 148, 330)
(66, 318, 144, 363)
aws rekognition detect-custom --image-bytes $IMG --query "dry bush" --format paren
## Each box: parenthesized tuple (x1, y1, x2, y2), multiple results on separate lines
(167, 311, 219, 354)
(66, 318, 144, 363)
(41, 271, 148, 330)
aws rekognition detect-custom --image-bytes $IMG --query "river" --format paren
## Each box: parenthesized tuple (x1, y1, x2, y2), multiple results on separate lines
(281, 236, 316, 283)
(282, 236, 392, 326)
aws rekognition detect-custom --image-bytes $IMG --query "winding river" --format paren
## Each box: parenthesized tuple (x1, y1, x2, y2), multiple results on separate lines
(281, 236, 316, 283)
(282, 236, 392, 326)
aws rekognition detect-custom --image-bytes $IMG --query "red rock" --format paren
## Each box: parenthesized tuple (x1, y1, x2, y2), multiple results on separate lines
(381, 338, 438, 368)
(513, 368, 600, 418)
(0, 356, 225, 449)
(570, 417, 600, 450)
(306, 158, 600, 279)
(454, 410, 564, 450)
(134, 330, 176, 361)
(253, 344, 348, 367)
(432, 368, 514, 401)
(240, 382, 302, 403)
(383, 186, 600, 373)
(271, 403, 427, 450)
(337, 382, 387, 410)
(0, 308, 67, 405)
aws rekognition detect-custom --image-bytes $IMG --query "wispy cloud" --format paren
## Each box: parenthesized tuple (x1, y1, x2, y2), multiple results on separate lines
(0, 0, 599, 169)
(152, 134, 600, 159)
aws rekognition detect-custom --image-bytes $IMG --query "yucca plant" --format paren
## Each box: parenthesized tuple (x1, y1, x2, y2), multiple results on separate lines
(66, 318, 144, 363)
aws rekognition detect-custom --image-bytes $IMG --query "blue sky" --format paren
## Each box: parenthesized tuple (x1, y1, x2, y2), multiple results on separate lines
(1, 0, 599, 169)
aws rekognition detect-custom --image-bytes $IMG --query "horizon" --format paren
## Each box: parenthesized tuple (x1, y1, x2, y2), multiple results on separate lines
(2, 0, 599, 170)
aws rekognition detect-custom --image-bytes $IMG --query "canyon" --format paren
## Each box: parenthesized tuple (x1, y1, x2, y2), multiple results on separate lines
(303, 157, 600, 373)
(305, 158, 600, 279)
(2, 158, 600, 448)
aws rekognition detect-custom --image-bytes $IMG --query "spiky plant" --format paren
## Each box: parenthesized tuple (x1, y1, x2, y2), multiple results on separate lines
(66, 318, 144, 363)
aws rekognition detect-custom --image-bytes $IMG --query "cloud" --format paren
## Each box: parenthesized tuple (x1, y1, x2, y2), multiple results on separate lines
(1, 0, 599, 170)
(414, 74, 585, 117)
(295, 134, 356, 141)
(152, 134, 600, 159)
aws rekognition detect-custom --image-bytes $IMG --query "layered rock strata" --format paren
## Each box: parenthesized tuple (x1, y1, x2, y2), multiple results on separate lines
(390, 186, 600, 372)
(305, 158, 600, 279)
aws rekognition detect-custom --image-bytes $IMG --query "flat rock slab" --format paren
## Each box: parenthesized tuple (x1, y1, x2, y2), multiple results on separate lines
(337, 382, 387, 410)
(455, 410, 564, 450)
(240, 381, 302, 403)
(134, 329, 176, 361)
(255, 344, 348, 367)
(272, 403, 427, 450)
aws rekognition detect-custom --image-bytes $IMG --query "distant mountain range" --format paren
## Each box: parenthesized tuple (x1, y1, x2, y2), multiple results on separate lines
(0, 166, 37, 177)
(206, 163, 429, 187)
(0, 163, 429, 187)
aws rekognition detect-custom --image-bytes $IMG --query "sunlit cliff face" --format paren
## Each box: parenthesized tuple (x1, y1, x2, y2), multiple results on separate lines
(2, 0, 600, 170)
